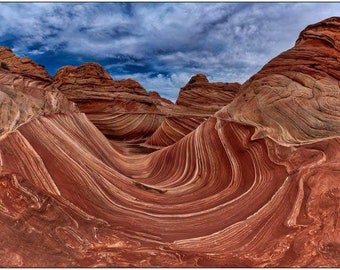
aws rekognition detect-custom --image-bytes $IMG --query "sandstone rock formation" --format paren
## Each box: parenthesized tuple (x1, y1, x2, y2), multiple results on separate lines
(0, 54, 77, 137)
(0, 46, 50, 81)
(52, 63, 173, 142)
(217, 17, 340, 145)
(145, 74, 240, 147)
(0, 17, 339, 267)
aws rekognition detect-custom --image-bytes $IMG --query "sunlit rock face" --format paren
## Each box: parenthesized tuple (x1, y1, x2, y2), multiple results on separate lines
(217, 17, 340, 145)
(0, 46, 50, 81)
(0, 17, 339, 267)
(145, 74, 240, 147)
(0, 62, 77, 137)
(52, 63, 174, 142)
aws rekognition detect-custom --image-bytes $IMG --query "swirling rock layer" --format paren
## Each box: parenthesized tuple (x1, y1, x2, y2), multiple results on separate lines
(145, 74, 240, 147)
(0, 17, 339, 267)
(1, 110, 338, 267)
(217, 17, 340, 145)
(53, 63, 173, 141)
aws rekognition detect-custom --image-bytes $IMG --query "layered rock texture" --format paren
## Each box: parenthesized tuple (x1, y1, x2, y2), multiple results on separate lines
(0, 47, 50, 81)
(0, 17, 339, 267)
(0, 47, 78, 137)
(217, 17, 340, 145)
(145, 74, 240, 147)
(52, 63, 173, 142)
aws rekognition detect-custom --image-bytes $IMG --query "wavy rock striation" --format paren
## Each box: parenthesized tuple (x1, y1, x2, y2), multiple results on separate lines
(52, 63, 173, 142)
(0, 17, 339, 267)
(217, 17, 340, 145)
(145, 74, 240, 147)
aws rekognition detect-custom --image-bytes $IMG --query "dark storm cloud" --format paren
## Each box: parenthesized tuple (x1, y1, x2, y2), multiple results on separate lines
(0, 2, 339, 100)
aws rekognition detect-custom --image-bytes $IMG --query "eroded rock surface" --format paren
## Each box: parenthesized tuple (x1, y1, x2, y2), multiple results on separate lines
(0, 46, 50, 81)
(52, 63, 173, 142)
(217, 17, 340, 145)
(0, 17, 339, 267)
(145, 74, 240, 147)
(0, 71, 77, 138)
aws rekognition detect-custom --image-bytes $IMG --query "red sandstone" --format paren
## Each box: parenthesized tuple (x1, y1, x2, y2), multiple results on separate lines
(0, 18, 339, 267)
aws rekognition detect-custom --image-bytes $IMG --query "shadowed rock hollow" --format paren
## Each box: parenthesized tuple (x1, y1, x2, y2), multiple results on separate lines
(0, 17, 339, 267)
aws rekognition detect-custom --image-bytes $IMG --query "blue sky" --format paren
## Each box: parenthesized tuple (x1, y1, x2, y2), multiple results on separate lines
(0, 2, 339, 100)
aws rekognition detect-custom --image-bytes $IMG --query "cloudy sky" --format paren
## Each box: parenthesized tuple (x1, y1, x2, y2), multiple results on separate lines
(0, 2, 339, 100)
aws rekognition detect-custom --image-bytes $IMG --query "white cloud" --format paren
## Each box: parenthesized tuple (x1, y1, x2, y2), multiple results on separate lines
(0, 3, 339, 100)
(112, 71, 192, 102)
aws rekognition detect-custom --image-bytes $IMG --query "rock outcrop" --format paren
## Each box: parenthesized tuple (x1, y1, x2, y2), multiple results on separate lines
(0, 17, 339, 267)
(145, 74, 240, 147)
(176, 73, 240, 111)
(0, 50, 77, 138)
(0, 46, 50, 81)
(217, 17, 340, 145)
(52, 63, 173, 142)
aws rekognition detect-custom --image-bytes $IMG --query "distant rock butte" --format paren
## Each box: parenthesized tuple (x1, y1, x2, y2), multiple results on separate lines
(53, 62, 147, 97)
(217, 16, 340, 145)
(176, 73, 239, 111)
(0, 17, 339, 268)
(145, 73, 240, 147)
(52, 63, 174, 141)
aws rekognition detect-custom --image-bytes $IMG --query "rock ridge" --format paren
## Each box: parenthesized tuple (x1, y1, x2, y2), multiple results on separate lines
(217, 16, 340, 145)
(145, 74, 240, 147)
(52, 62, 174, 142)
